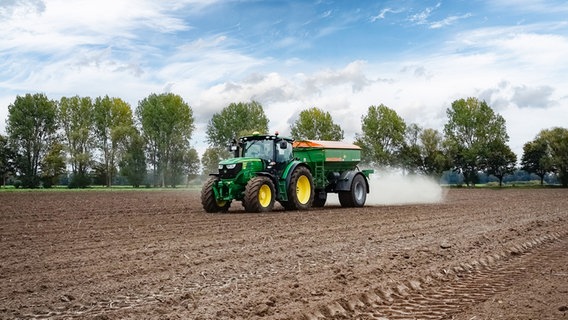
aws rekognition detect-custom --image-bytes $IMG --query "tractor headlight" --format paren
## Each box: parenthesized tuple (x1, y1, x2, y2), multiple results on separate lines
(218, 164, 224, 170)
(226, 164, 237, 169)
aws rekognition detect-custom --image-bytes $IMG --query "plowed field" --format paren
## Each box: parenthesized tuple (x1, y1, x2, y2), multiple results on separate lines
(1, 188, 567, 319)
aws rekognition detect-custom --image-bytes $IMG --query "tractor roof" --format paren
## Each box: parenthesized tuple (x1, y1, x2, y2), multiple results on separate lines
(239, 132, 293, 142)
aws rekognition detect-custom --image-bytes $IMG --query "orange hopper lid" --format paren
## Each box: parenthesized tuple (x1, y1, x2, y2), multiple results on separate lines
(293, 140, 361, 150)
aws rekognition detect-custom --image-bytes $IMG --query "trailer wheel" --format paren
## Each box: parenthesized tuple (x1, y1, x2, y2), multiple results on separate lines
(312, 190, 327, 207)
(201, 177, 231, 213)
(339, 174, 367, 207)
(282, 166, 314, 210)
(243, 176, 275, 212)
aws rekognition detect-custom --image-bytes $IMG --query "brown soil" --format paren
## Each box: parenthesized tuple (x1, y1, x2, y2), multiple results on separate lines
(0, 188, 567, 320)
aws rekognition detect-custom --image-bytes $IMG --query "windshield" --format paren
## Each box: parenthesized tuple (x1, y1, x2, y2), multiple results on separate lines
(242, 139, 274, 161)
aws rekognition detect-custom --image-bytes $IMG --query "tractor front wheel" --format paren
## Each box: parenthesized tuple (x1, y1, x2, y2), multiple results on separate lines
(281, 166, 314, 211)
(243, 176, 276, 212)
(201, 177, 231, 213)
(338, 174, 367, 207)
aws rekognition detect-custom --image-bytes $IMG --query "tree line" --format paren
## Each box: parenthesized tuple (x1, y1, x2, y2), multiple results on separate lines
(1, 93, 567, 188)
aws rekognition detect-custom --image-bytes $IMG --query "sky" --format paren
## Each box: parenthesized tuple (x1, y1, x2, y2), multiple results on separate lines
(1, 0, 567, 159)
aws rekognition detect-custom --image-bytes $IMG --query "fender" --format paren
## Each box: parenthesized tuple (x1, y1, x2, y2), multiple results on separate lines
(282, 161, 310, 186)
(255, 171, 279, 188)
(335, 171, 370, 193)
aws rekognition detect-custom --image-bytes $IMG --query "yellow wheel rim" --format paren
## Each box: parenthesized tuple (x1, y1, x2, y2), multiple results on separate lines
(296, 175, 311, 204)
(216, 200, 227, 207)
(258, 184, 272, 207)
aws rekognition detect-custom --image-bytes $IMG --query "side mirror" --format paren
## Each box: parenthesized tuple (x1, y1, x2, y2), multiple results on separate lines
(228, 144, 239, 157)
(279, 141, 288, 149)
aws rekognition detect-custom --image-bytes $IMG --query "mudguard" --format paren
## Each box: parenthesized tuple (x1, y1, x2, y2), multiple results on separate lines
(282, 161, 308, 186)
(256, 171, 279, 188)
(335, 171, 370, 193)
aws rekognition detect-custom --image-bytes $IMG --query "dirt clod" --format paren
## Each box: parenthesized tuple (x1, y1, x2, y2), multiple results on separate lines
(440, 241, 452, 249)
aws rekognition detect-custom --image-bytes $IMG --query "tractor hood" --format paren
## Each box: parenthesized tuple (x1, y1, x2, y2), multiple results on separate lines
(219, 157, 262, 166)
(218, 157, 264, 179)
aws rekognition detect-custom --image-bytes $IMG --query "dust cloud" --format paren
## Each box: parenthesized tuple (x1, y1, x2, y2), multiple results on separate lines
(326, 171, 446, 206)
(365, 171, 446, 205)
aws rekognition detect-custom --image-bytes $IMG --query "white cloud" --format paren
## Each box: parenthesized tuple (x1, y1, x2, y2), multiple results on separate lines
(304, 60, 373, 93)
(408, 2, 441, 26)
(429, 13, 472, 29)
(1, 1, 567, 164)
(370, 7, 404, 22)
(511, 85, 556, 109)
(0, 0, 194, 54)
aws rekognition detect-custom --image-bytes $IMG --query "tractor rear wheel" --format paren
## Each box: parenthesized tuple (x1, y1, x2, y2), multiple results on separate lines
(338, 174, 367, 207)
(201, 177, 231, 213)
(281, 166, 314, 210)
(243, 176, 276, 212)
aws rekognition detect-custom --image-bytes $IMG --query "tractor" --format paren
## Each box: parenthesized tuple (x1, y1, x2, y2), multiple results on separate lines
(201, 132, 373, 213)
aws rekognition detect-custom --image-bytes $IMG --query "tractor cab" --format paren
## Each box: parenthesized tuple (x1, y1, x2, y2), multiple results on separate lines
(234, 132, 293, 165)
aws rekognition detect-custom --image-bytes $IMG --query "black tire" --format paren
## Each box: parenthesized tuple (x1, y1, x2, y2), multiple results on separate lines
(201, 177, 231, 213)
(243, 176, 275, 213)
(281, 166, 314, 211)
(312, 190, 327, 207)
(338, 174, 367, 207)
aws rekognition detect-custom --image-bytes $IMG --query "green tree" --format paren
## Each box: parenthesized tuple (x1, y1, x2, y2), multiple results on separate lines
(201, 147, 228, 176)
(538, 127, 568, 187)
(206, 101, 269, 148)
(93, 96, 135, 187)
(120, 130, 147, 188)
(399, 123, 423, 174)
(183, 148, 200, 186)
(59, 95, 94, 188)
(0, 134, 17, 187)
(443, 97, 508, 187)
(419, 128, 450, 178)
(7, 93, 58, 188)
(136, 93, 194, 187)
(355, 104, 406, 167)
(521, 138, 551, 185)
(290, 107, 344, 141)
(483, 141, 517, 187)
(40, 141, 66, 188)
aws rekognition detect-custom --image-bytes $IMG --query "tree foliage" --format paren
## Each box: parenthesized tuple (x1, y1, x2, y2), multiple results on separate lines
(483, 140, 517, 187)
(419, 128, 450, 178)
(93, 95, 135, 187)
(521, 138, 550, 185)
(120, 130, 147, 188)
(538, 127, 568, 187)
(183, 148, 200, 185)
(136, 93, 195, 187)
(0, 134, 17, 187)
(59, 95, 94, 187)
(40, 142, 66, 188)
(290, 107, 344, 141)
(201, 147, 229, 176)
(355, 104, 406, 167)
(443, 97, 508, 186)
(206, 101, 269, 148)
(399, 123, 423, 174)
(7, 93, 58, 188)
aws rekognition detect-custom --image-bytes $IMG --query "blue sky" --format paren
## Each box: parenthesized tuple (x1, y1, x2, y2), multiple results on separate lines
(1, 0, 567, 159)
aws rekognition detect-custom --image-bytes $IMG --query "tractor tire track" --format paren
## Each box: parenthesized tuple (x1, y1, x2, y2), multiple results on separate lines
(303, 232, 566, 320)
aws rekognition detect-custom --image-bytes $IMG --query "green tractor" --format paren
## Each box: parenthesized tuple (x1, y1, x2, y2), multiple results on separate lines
(201, 132, 373, 213)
